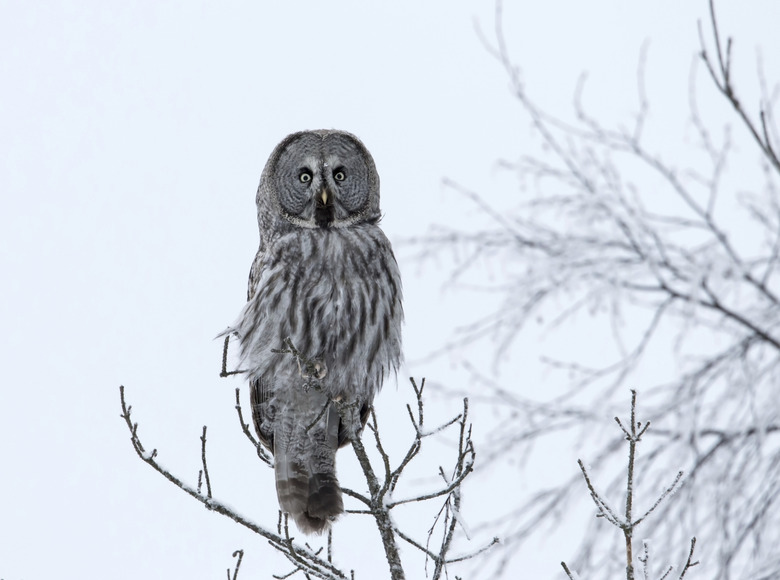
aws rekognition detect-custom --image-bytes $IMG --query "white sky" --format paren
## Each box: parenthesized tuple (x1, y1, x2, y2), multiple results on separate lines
(2, 1, 779, 578)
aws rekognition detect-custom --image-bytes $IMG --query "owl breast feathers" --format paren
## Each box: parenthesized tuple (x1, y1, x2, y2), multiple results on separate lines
(225, 130, 403, 534)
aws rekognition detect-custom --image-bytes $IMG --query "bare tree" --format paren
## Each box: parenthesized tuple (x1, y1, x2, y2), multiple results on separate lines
(120, 343, 495, 579)
(408, 1, 780, 577)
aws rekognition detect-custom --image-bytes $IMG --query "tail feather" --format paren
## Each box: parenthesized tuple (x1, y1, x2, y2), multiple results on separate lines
(274, 406, 343, 534)
(307, 472, 343, 522)
(274, 450, 311, 529)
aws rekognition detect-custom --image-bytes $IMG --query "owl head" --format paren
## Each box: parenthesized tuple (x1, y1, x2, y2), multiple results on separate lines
(256, 130, 381, 235)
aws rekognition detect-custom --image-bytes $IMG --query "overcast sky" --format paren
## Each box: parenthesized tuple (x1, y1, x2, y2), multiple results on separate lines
(2, 1, 779, 578)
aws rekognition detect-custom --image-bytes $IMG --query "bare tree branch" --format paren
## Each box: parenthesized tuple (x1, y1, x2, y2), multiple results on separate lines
(408, 2, 780, 576)
(120, 365, 492, 579)
(234, 386, 273, 466)
(564, 392, 696, 580)
(227, 549, 244, 580)
(119, 385, 349, 580)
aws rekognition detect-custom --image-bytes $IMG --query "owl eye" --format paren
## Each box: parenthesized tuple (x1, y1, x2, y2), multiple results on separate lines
(299, 171, 312, 183)
(333, 169, 346, 182)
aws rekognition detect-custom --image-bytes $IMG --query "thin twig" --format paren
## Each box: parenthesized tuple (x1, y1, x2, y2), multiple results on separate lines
(234, 387, 273, 466)
(678, 537, 699, 579)
(220, 335, 247, 377)
(200, 425, 212, 499)
(227, 549, 244, 580)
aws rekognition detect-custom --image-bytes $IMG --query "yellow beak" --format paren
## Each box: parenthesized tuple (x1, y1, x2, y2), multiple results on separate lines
(320, 190, 328, 205)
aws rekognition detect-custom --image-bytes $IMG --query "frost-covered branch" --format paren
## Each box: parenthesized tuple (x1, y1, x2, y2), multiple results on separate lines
(698, 0, 780, 176)
(333, 377, 494, 580)
(227, 549, 244, 580)
(233, 386, 273, 467)
(119, 385, 348, 580)
(120, 367, 493, 579)
(408, 1, 780, 577)
(562, 391, 695, 580)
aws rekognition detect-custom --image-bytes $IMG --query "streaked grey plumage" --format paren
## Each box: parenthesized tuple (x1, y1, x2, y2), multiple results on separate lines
(225, 130, 403, 534)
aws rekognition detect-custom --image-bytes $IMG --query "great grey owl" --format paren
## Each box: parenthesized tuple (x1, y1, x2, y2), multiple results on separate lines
(224, 130, 403, 534)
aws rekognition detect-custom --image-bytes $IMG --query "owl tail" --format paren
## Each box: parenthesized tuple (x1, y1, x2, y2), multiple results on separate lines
(274, 405, 343, 534)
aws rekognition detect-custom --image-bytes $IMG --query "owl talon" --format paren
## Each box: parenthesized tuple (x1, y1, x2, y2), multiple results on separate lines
(296, 357, 328, 381)
(312, 362, 327, 380)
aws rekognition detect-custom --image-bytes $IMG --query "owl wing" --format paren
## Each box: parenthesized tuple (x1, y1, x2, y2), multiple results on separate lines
(250, 376, 274, 450)
(246, 246, 277, 450)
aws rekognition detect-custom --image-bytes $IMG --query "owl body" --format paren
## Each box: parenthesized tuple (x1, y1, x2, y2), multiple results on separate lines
(227, 130, 402, 534)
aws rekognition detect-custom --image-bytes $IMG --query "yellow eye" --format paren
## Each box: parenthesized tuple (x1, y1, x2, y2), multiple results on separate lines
(299, 171, 312, 183)
(334, 170, 346, 182)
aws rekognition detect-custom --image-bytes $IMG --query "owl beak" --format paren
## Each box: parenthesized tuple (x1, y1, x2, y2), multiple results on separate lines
(314, 187, 335, 227)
